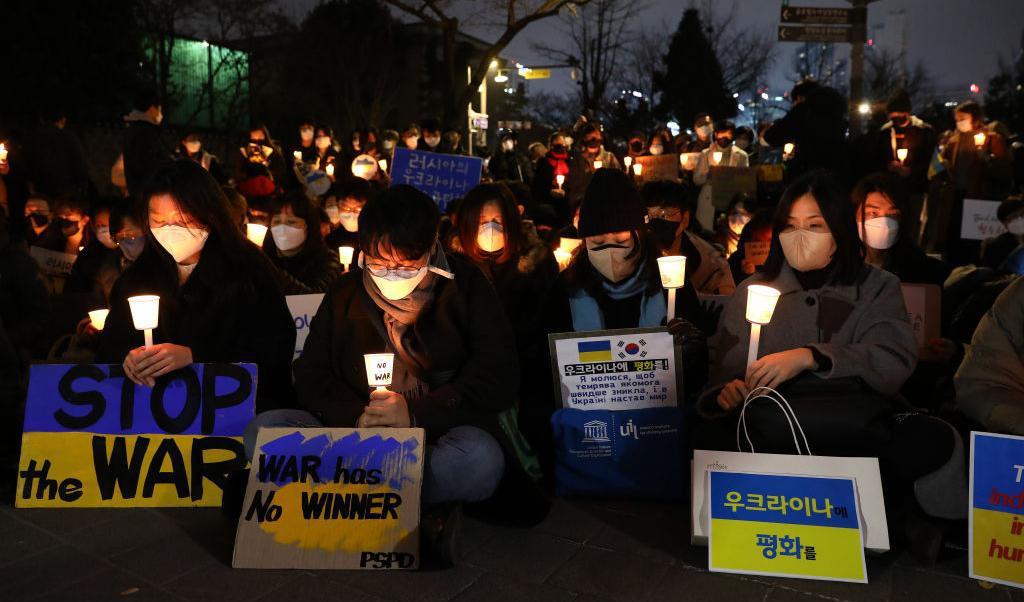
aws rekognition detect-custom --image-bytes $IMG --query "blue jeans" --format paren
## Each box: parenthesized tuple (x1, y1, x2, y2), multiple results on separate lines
(244, 409, 505, 504)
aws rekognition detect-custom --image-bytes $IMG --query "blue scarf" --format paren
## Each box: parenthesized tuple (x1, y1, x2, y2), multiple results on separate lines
(568, 261, 667, 331)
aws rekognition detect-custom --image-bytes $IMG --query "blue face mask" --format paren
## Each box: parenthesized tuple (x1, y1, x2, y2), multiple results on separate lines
(119, 236, 146, 261)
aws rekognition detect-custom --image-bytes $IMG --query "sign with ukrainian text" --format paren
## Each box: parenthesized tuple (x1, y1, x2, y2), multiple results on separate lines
(232, 427, 425, 570)
(708, 471, 867, 583)
(17, 363, 254, 508)
(970, 432, 1024, 589)
(390, 147, 482, 212)
(548, 327, 680, 411)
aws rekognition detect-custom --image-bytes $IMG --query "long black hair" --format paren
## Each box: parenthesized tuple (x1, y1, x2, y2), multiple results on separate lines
(760, 170, 864, 285)
(262, 190, 327, 257)
(851, 172, 913, 250)
(453, 183, 524, 264)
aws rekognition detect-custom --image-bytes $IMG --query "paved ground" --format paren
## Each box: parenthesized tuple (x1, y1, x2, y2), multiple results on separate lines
(0, 497, 1017, 602)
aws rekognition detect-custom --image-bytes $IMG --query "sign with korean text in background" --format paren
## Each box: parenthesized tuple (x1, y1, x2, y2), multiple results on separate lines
(391, 147, 483, 212)
(711, 166, 758, 209)
(232, 427, 425, 570)
(17, 363, 254, 508)
(961, 198, 1007, 241)
(969, 432, 1024, 589)
(548, 328, 680, 411)
(29, 246, 77, 277)
(635, 154, 681, 183)
(286, 294, 325, 360)
(709, 471, 867, 583)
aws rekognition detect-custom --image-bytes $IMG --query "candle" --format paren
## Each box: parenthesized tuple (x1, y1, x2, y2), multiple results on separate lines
(712, 150, 723, 165)
(128, 295, 160, 348)
(246, 223, 268, 246)
(363, 353, 395, 392)
(656, 256, 687, 321)
(632, 163, 643, 177)
(555, 174, 565, 189)
(325, 163, 335, 177)
(783, 142, 795, 157)
(745, 284, 781, 371)
(553, 248, 573, 271)
(896, 148, 909, 163)
(293, 150, 302, 161)
(593, 160, 603, 170)
(974, 131, 987, 148)
(0, 143, 7, 163)
(88, 309, 109, 331)
(339, 246, 354, 272)
(624, 156, 633, 169)
(559, 237, 583, 253)
(378, 159, 388, 173)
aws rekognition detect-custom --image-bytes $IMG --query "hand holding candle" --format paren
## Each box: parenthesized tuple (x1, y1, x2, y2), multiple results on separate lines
(656, 256, 686, 322)
(555, 174, 565, 190)
(624, 155, 633, 170)
(88, 309, 109, 331)
(896, 148, 909, 164)
(378, 158, 388, 174)
(593, 159, 603, 170)
(974, 131, 987, 149)
(745, 285, 781, 371)
(339, 246, 355, 272)
(128, 295, 160, 348)
(632, 163, 643, 177)
(712, 150, 723, 165)
(325, 163, 335, 178)
(783, 143, 795, 159)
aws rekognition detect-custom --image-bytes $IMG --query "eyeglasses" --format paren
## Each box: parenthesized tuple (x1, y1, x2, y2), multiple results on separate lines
(649, 208, 682, 221)
(364, 263, 425, 278)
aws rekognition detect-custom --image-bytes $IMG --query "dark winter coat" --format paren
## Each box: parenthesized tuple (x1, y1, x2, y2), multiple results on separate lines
(123, 119, 171, 200)
(763, 86, 849, 183)
(263, 238, 343, 295)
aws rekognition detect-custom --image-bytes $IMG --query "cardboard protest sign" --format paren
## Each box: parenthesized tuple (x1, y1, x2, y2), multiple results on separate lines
(711, 166, 758, 209)
(744, 241, 771, 266)
(708, 471, 867, 583)
(900, 284, 941, 348)
(692, 449, 890, 553)
(17, 363, 254, 508)
(233, 427, 425, 570)
(679, 152, 701, 171)
(286, 294, 325, 360)
(757, 164, 784, 183)
(548, 328, 680, 411)
(391, 147, 483, 212)
(29, 246, 77, 276)
(635, 154, 680, 183)
(961, 199, 1007, 241)
(969, 432, 1024, 588)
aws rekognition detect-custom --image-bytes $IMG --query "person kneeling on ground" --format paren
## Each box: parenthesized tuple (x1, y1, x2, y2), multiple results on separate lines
(250, 185, 542, 565)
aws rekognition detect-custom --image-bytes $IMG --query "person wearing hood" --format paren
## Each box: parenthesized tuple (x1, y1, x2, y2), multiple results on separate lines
(565, 122, 621, 214)
(65, 199, 121, 295)
(262, 191, 342, 295)
(281, 185, 542, 564)
(488, 130, 533, 183)
(97, 160, 295, 413)
(324, 176, 376, 252)
(174, 132, 226, 184)
(122, 86, 171, 201)
(693, 121, 750, 231)
(531, 130, 573, 225)
(642, 180, 736, 296)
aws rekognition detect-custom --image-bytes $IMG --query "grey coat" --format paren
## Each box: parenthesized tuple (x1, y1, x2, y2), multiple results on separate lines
(702, 263, 918, 409)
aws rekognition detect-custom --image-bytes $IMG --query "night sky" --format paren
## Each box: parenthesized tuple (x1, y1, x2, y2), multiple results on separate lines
(284, 0, 1024, 102)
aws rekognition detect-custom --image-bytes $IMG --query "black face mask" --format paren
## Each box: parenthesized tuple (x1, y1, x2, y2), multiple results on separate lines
(551, 144, 567, 155)
(584, 138, 602, 150)
(630, 141, 644, 153)
(716, 137, 733, 148)
(891, 116, 910, 128)
(649, 218, 680, 249)
(29, 213, 49, 228)
(57, 218, 80, 237)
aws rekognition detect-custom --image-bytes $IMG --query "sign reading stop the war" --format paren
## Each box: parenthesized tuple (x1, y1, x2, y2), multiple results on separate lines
(17, 363, 254, 508)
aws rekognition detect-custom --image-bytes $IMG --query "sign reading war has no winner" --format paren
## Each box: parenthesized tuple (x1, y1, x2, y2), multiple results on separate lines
(391, 147, 483, 213)
(970, 432, 1024, 589)
(709, 471, 867, 584)
(548, 327, 681, 411)
(18, 363, 254, 508)
(233, 427, 425, 570)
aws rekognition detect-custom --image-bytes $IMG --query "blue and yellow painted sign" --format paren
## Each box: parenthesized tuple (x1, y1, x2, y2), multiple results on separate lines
(708, 471, 867, 583)
(970, 432, 1024, 588)
(16, 363, 254, 508)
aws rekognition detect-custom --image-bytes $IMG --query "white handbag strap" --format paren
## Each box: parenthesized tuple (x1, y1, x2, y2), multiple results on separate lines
(736, 386, 813, 456)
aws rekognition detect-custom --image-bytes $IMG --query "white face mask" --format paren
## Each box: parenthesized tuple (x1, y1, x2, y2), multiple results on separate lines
(383, 140, 396, 151)
(696, 125, 712, 139)
(859, 217, 899, 250)
(152, 224, 208, 263)
(779, 228, 836, 272)
(502, 139, 515, 152)
(956, 119, 974, 133)
(315, 136, 331, 150)
(728, 214, 750, 236)
(587, 241, 638, 283)
(424, 135, 441, 148)
(300, 127, 314, 141)
(271, 224, 306, 251)
(325, 205, 341, 225)
(184, 141, 201, 154)
(1008, 217, 1024, 236)
(649, 144, 664, 156)
(95, 226, 117, 249)
(370, 267, 428, 301)
(477, 221, 504, 253)
(339, 212, 359, 233)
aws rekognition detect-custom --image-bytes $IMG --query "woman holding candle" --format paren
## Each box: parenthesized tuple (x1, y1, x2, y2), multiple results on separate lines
(281, 185, 546, 562)
(261, 191, 341, 294)
(692, 121, 749, 231)
(97, 160, 295, 411)
(531, 130, 573, 225)
(324, 177, 375, 251)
